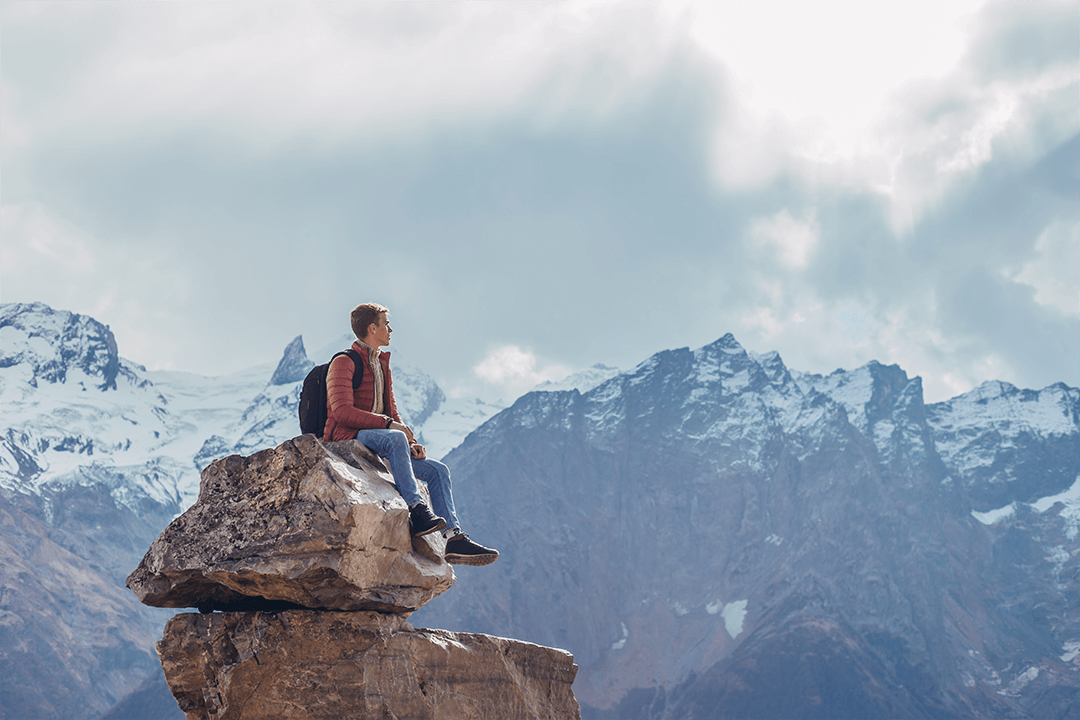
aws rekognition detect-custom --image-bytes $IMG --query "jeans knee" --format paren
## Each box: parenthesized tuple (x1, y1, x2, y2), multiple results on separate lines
(415, 458, 447, 483)
(386, 429, 409, 450)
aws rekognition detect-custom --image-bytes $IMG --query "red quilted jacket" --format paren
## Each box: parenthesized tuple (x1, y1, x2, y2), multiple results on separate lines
(323, 341, 402, 441)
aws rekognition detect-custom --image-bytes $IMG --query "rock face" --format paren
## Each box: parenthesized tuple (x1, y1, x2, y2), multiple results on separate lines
(127, 434, 455, 613)
(157, 610, 581, 720)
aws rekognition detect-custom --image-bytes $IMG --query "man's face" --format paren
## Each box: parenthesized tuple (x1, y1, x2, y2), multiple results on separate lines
(370, 314, 392, 348)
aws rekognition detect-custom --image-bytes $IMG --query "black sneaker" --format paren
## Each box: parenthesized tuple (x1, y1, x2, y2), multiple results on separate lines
(409, 503, 447, 537)
(444, 533, 499, 566)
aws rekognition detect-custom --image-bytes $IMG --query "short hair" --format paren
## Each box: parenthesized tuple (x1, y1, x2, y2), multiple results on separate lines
(351, 303, 390, 341)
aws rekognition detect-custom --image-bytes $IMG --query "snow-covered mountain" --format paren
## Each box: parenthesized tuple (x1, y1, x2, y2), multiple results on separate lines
(412, 333, 1080, 720)
(531, 363, 622, 394)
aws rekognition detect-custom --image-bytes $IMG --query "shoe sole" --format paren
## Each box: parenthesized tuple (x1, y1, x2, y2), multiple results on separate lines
(445, 551, 499, 566)
(412, 518, 447, 537)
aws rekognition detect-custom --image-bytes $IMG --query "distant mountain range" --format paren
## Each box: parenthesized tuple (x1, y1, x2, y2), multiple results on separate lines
(2, 301, 1077, 719)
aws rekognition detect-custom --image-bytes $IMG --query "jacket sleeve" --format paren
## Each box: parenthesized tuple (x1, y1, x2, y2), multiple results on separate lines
(326, 354, 391, 431)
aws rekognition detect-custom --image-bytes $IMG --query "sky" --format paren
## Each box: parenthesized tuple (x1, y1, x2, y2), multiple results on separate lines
(2, 1, 1077, 404)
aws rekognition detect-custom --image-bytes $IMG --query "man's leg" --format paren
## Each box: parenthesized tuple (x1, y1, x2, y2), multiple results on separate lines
(409, 458, 499, 566)
(355, 429, 445, 536)
(411, 457, 461, 534)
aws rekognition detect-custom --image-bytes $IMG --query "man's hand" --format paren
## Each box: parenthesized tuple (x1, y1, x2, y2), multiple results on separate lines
(410, 443, 427, 460)
(388, 421, 416, 444)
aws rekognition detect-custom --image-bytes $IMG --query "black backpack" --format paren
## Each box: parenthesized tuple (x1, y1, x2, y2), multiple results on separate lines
(298, 348, 364, 436)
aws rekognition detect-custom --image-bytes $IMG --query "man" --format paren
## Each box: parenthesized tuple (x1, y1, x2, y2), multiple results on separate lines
(323, 302, 499, 566)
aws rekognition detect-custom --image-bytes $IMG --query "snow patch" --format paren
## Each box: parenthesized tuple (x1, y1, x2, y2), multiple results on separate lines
(1031, 475, 1080, 540)
(706, 599, 748, 639)
(611, 622, 629, 650)
(721, 600, 748, 639)
(1061, 642, 1080, 663)
(998, 666, 1040, 696)
(972, 476, 1080, 537)
(1046, 545, 1070, 566)
(800, 365, 875, 433)
(724, 369, 752, 394)
(972, 503, 1017, 525)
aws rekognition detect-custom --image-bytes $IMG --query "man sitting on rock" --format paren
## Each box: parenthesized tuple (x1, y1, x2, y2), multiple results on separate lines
(323, 302, 499, 566)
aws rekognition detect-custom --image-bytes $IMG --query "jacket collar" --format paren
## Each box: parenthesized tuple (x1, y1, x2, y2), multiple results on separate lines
(353, 340, 391, 363)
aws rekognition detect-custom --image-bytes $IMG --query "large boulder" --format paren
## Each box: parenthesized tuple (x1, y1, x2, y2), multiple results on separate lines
(127, 434, 454, 613)
(158, 610, 581, 720)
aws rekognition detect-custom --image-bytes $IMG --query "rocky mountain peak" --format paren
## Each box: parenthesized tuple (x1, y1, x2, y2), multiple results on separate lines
(269, 335, 314, 386)
(863, 360, 914, 415)
(0, 302, 121, 390)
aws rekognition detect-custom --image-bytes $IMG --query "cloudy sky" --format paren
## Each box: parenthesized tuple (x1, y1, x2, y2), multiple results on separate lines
(3, 1, 1077, 404)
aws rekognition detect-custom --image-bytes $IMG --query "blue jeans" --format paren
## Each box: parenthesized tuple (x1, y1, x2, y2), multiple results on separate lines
(355, 429, 460, 533)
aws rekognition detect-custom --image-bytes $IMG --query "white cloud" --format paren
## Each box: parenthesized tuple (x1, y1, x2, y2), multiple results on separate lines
(0, 202, 98, 298)
(474, 346, 540, 384)
(879, 63, 1077, 234)
(750, 209, 819, 269)
(473, 345, 572, 400)
(1011, 220, 1080, 318)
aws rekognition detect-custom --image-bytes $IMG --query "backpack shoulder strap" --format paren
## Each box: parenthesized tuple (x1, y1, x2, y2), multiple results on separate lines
(338, 348, 364, 390)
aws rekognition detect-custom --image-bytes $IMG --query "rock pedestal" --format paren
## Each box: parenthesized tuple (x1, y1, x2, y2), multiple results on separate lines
(158, 610, 581, 720)
(127, 435, 454, 613)
(128, 435, 582, 719)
